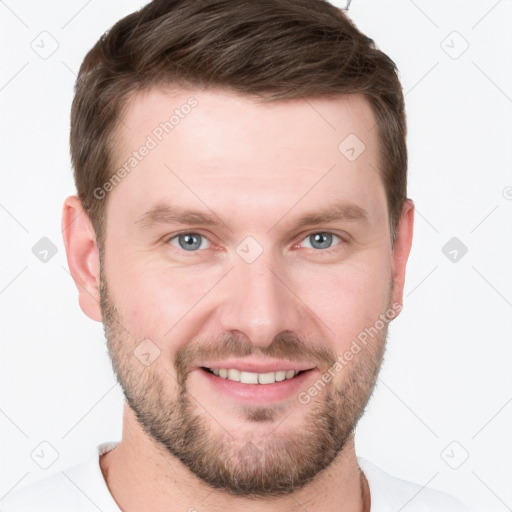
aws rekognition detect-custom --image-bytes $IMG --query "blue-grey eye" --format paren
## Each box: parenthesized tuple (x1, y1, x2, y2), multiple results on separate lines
(168, 233, 211, 251)
(301, 232, 342, 250)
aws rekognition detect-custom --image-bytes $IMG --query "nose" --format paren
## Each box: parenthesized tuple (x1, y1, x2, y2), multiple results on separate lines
(217, 244, 305, 349)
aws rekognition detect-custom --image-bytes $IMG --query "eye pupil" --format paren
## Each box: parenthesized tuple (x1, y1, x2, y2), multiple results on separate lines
(310, 232, 332, 250)
(179, 233, 201, 251)
(172, 232, 339, 253)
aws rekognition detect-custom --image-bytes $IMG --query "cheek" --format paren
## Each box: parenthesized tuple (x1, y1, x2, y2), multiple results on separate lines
(296, 257, 391, 344)
(107, 260, 216, 341)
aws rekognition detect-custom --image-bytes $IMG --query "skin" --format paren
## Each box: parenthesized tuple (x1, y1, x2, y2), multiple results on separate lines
(62, 87, 414, 512)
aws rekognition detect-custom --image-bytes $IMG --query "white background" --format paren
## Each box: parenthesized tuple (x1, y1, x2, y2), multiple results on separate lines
(0, 1, 511, 510)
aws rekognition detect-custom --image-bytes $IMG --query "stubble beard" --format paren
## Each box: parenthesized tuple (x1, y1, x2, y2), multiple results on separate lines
(99, 260, 389, 498)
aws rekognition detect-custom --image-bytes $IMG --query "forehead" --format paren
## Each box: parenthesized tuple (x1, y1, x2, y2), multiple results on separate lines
(107, 86, 386, 230)
(115, 86, 377, 155)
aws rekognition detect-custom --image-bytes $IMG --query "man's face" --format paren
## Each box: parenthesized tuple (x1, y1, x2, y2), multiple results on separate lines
(97, 87, 403, 496)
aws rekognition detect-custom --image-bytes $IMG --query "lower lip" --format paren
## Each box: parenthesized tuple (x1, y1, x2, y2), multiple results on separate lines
(196, 367, 317, 404)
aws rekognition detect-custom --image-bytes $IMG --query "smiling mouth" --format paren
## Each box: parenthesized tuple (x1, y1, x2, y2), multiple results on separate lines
(201, 367, 311, 385)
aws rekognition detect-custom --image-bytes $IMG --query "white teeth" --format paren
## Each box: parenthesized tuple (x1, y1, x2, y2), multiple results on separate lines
(240, 371, 259, 384)
(275, 370, 286, 382)
(258, 372, 276, 384)
(227, 368, 240, 380)
(209, 368, 299, 384)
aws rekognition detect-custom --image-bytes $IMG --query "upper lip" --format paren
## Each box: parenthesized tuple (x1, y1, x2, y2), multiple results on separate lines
(197, 359, 317, 373)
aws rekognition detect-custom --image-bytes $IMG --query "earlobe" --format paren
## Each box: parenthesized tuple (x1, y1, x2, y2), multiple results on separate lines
(390, 198, 415, 312)
(61, 195, 103, 322)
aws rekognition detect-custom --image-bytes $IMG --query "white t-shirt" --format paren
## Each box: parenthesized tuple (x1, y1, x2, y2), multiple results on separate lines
(0, 441, 471, 511)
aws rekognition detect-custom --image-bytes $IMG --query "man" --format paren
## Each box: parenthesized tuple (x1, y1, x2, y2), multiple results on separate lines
(1, 0, 470, 510)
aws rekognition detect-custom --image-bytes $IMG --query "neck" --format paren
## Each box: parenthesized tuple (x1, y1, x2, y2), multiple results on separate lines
(100, 403, 370, 512)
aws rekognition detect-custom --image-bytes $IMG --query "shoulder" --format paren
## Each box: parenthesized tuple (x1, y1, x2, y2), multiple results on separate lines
(0, 471, 88, 512)
(0, 442, 120, 512)
(357, 457, 471, 512)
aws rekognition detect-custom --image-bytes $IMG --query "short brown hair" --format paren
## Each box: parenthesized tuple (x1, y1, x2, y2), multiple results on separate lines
(70, 0, 407, 251)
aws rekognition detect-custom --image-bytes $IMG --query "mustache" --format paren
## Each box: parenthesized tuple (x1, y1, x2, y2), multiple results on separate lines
(174, 331, 338, 382)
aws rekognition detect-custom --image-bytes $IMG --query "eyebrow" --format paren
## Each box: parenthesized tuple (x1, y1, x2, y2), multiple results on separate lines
(134, 201, 370, 230)
(135, 202, 227, 229)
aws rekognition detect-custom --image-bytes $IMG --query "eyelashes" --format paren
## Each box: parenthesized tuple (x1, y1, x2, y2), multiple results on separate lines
(165, 231, 346, 256)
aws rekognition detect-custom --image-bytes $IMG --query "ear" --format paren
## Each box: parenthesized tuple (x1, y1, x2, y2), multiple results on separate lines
(390, 198, 414, 313)
(61, 195, 102, 322)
